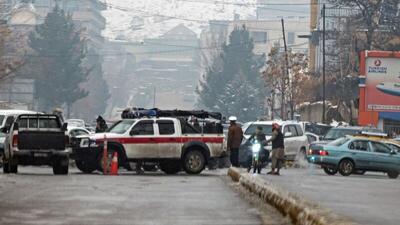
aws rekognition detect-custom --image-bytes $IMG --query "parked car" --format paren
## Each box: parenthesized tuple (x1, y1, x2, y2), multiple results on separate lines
(0, 109, 39, 130)
(67, 127, 91, 137)
(307, 136, 400, 179)
(65, 119, 85, 128)
(311, 126, 384, 147)
(305, 132, 320, 144)
(301, 122, 332, 138)
(0, 132, 5, 166)
(3, 114, 70, 174)
(71, 117, 227, 175)
(239, 121, 308, 165)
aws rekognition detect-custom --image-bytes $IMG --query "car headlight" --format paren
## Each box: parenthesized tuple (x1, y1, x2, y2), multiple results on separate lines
(80, 138, 98, 148)
(252, 143, 261, 153)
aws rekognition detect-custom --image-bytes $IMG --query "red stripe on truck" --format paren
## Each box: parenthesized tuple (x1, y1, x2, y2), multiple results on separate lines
(97, 137, 224, 144)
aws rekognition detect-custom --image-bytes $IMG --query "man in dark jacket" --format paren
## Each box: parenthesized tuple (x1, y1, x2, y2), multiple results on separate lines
(247, 126, 268, 172)
(95, 116, 108, 133)
(227, 116, 243, 167)
(266, 123, 285, 175)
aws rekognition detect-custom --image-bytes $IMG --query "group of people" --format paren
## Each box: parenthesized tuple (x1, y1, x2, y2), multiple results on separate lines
(227, 116, 285, 175)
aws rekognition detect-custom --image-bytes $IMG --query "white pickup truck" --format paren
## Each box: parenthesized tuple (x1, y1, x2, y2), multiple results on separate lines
(71, 117, 227, 174)
(240, 120, 309, 162)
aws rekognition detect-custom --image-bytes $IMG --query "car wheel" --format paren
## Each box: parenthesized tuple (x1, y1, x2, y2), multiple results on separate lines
(3, 160, 9, 174)
(387, 171, 399, 179)
(75, 160, 96, 174)
(160, 160, 181, 174)
(353, 170, 366, 175)
(323, 167, 337, 175)
(338, 159, 354, 176)
(183, 149, 206, 175)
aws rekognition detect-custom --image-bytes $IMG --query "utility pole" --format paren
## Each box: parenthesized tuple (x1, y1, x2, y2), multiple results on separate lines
(281, 18, 291, 120)
(322, 4, 326, 124)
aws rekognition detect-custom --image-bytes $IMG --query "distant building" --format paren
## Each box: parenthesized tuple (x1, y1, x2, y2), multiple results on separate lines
(0, 0, 107, 116)
(256, 0, 309, 20)
(121, 24, 200, 110)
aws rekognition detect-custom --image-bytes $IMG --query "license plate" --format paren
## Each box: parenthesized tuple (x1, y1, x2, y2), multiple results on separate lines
(34, 153, 48, 157)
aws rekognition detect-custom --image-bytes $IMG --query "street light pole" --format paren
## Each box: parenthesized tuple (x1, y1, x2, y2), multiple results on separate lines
(322, 4, 326, 124)
(281, 18, 291, 120)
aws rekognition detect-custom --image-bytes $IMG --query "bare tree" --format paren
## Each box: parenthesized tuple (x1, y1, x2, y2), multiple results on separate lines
(329, 0, 400, 50)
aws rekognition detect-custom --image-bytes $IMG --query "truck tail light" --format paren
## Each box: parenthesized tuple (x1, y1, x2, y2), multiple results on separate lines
(12, 134, 18, 147)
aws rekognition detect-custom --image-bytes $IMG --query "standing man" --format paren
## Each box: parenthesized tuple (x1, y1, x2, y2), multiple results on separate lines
(266, 123, 285, 175)
(227, 116, 243, 167)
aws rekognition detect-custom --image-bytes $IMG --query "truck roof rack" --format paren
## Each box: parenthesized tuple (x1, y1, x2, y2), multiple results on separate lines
(121, 108, 222, 120)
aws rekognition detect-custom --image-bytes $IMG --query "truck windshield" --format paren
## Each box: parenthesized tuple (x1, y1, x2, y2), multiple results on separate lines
(244, 124, 273, 135)
(108, 120, 136, 134)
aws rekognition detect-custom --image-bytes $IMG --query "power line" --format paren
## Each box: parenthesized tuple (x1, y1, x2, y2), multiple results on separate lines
(106, 2, 309, 32)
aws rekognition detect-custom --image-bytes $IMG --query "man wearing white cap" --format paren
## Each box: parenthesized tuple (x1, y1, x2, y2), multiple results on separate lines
(227, 116, 243, 167)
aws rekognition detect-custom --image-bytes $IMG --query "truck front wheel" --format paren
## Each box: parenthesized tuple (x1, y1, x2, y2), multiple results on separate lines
(3, 160, 9, 173)
(9, 157, 18, 174)
(160, 160, 181, 174)
(75, 160, 96, 174)
(53, 157, 69, 175)
(183, 149, 206, 174)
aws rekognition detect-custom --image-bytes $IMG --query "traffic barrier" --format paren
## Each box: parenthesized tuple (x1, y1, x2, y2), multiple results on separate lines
(109, 152, 119, 175)
(227, 167, 356, 225)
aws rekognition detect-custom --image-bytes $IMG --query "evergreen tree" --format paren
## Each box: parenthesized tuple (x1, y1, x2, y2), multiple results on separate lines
(197, 26, 265, 121)
(29, 6, 87, 116)
(73, 48, 110, 119)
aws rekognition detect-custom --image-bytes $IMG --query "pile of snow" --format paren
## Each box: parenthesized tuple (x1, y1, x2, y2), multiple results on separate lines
(227, 167, 357, 225)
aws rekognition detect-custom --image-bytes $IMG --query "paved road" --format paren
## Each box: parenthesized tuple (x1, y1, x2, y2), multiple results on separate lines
(259, 166, 400, 225)
(0, 167, 265, 225)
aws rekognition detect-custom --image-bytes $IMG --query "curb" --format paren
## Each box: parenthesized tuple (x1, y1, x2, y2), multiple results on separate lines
(227, 167, 356, 225)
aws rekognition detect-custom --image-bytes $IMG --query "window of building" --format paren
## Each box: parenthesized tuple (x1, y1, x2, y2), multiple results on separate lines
(287, 32, 295, 45)
(251, 31, 268, 43)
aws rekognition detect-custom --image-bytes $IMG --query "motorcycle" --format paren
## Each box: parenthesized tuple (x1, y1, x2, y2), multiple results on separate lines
(247, 140, 266, 174)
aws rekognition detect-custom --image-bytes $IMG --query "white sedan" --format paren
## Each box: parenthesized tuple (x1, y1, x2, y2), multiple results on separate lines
(67, 127, 91, 137)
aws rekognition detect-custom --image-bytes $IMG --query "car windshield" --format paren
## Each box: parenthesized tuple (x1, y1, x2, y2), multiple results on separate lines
(323, 128, 360, 140)
(305, 123, 332, 136)
(244, 124, 273, 135)
(327, 137, 349, 146)
(107, 120, 136, 134)
(0, 115, 4, 126)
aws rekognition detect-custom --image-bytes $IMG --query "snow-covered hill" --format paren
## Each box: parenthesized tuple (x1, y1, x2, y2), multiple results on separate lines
(102, 0, 259, 41)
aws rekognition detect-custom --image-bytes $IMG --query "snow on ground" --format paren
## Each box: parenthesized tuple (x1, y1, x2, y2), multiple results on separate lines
(102, 0, 257, 41)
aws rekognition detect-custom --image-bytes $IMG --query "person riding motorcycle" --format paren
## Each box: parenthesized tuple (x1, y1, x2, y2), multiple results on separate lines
(246, 126, 268, 173)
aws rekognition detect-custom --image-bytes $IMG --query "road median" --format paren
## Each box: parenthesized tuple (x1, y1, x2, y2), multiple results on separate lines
(227, 167, 356, 225)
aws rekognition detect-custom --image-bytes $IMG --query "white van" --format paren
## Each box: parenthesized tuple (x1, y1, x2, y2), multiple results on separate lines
(0, 110, 39, 130)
